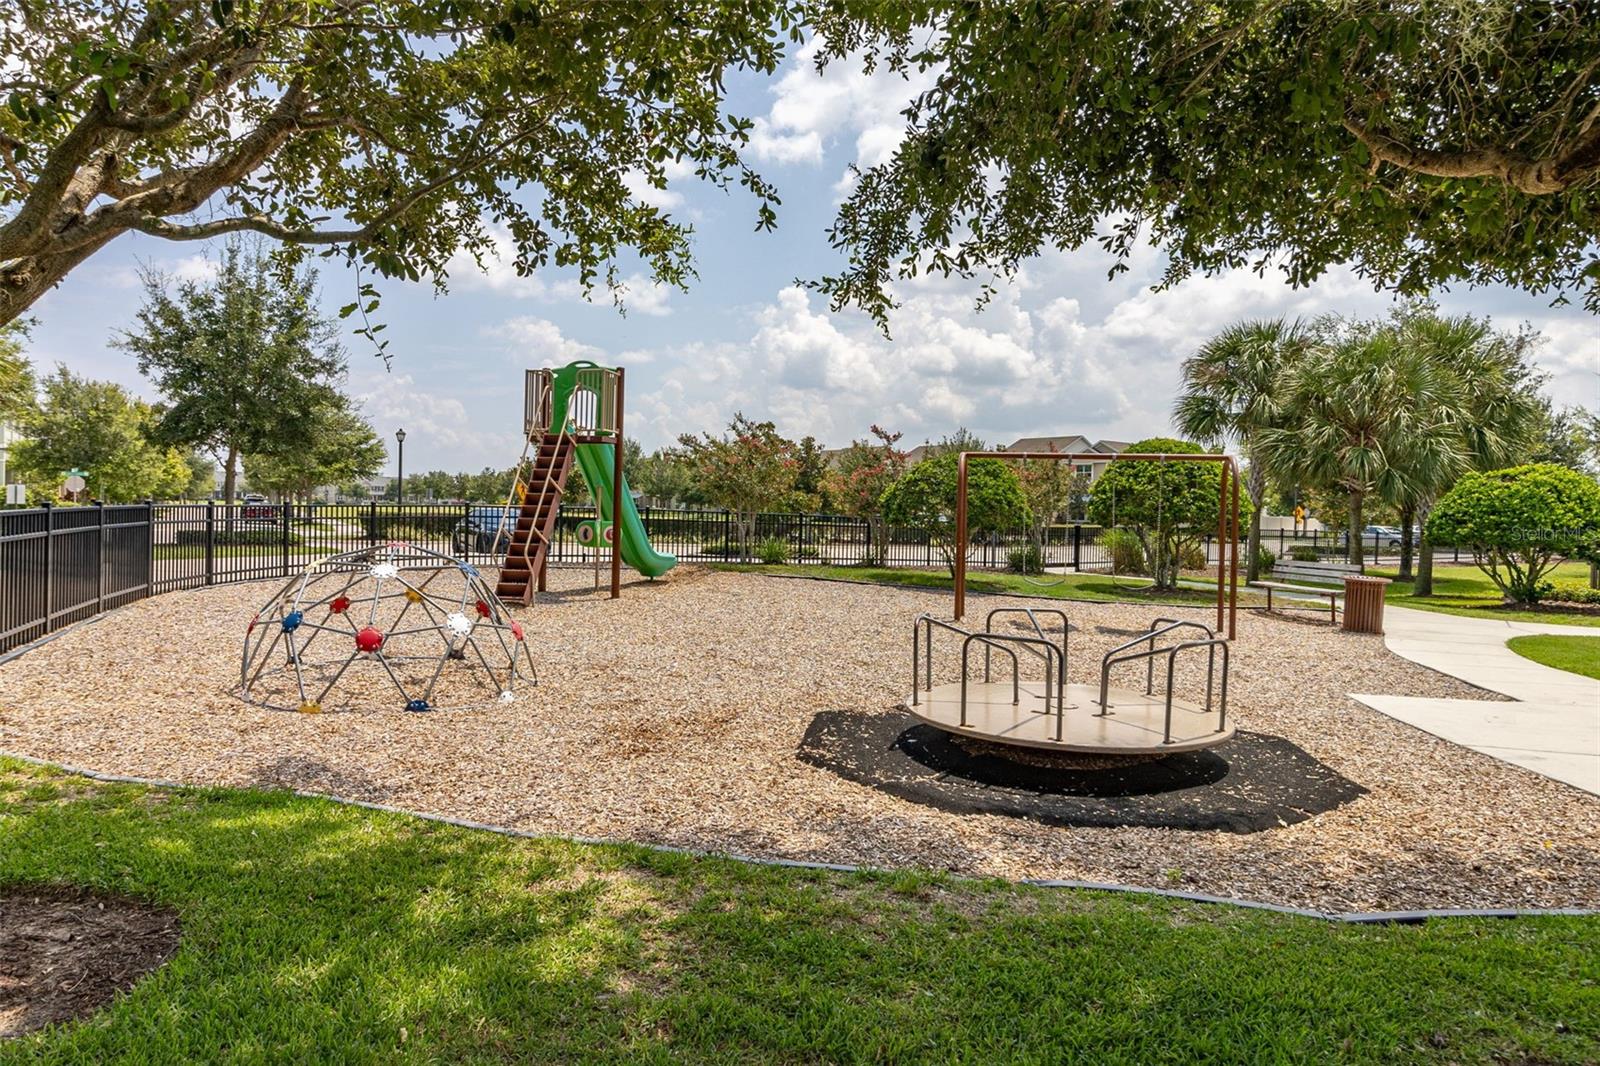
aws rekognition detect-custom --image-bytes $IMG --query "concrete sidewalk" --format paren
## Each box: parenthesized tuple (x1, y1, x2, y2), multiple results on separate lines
(1352, 605, 1600, 795)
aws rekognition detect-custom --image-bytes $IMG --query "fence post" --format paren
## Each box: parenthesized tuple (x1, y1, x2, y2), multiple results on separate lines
(144, 500, 155, 599)
(368, 500, 378, 547)
(42, 501, 54, 630)
(722, 509, 731, 560)
(204, 499, 216, 586)
(1071, 523, 1081, 571)
(281, 500, 291, 577)
(864, 517, 872, 566)
(95, 499, 106, 614)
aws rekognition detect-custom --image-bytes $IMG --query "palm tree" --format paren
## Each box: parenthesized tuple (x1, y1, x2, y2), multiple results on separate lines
(1259, 320, 1467, 569)
(1388, 313, 1544, 595)
(1173, 318, 1308, 582)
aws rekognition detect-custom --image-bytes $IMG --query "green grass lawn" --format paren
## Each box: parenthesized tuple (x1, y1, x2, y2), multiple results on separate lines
(1507, 635, 1600, 680)
(709, 563, 1265, 608)
(1, 758, 1596, 1064)
(1371, 562, 1600, 628)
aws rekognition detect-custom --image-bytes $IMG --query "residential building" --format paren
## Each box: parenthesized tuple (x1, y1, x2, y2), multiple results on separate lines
(0, 421, 19, 487)
(1001, 435, 1130, 482)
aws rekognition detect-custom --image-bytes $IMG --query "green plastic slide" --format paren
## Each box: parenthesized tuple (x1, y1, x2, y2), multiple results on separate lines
(572, 441, 676, 578)
(544, 359, 675, 578)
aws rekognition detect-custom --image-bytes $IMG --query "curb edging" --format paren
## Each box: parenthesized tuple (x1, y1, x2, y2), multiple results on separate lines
(3, 751, 1594, 925)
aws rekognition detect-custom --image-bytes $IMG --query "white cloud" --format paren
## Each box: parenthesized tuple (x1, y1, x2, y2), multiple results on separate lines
(749, 37, 937, 169)
(445, 227, 672, 316)
(616, 273, 674, 317)
(445, 226, 581, 301)
(483, 316, 606, 363)
(623, 168, 685, 210)
(616, 248, 1439, 451)
(352, 372, 520, 462)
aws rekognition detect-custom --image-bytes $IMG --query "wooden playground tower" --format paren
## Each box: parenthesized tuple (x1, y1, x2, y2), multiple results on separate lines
(494, 363, 626, 604)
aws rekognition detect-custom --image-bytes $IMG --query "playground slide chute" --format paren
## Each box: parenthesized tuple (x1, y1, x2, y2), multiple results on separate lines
(572, 440, 676, 579)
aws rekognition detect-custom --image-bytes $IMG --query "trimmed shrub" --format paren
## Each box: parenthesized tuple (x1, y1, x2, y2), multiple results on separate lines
(1288, 545, 1320, 563)
(755, 536, 789, 565)
(1102, 528, 1146, 574)
(1546, 583, 1600, 606)
(1007, 543, 1043, 574)
(1255, 547, 1276, 574)
(1429, 464, 1600, 606)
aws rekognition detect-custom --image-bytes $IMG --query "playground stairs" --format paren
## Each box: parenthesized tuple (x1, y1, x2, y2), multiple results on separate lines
(495, 433, 574, 604)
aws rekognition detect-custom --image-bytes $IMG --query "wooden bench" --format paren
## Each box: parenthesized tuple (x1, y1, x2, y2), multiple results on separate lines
(1249, 580, 1342, 624)
(1270, 560, 1362, 584)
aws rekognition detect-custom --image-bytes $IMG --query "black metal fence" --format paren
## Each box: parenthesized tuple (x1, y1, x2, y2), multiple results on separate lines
(2, 499, 1456, 655)
(1, 503, 153, 654)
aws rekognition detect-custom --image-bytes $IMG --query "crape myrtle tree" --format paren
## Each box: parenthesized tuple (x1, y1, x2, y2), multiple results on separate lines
(809, 2, 1600, 329)
(114, 237, 345, 512)
(880, 452, 1028, 577)
(1086, 438, 1228, 592)
(1173, 318, 1309, 583)
(824, 424, 907, 565)
(0, 1, 799, 328)
(1428, 464, 1600, 607)
(1013, 443, 1078, 574)
(677, 413, 798, 561)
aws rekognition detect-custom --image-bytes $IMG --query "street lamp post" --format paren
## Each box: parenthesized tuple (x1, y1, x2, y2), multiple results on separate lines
(395, 428, 406, 505)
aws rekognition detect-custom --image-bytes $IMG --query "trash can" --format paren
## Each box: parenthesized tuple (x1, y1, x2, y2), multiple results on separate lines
(1342, 574, 1390, 634)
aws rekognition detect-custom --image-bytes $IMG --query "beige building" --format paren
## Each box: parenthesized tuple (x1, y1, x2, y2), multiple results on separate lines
(0, 421, 19, 487)
(827, 434, 1135, 477)
(1000, 435, 1130, 482)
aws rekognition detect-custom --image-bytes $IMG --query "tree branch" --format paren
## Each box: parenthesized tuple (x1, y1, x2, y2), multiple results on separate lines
(1344, 114, 1600, 194)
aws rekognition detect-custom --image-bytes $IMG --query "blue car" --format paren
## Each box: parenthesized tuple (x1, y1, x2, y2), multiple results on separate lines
(451, 506, 516, 555)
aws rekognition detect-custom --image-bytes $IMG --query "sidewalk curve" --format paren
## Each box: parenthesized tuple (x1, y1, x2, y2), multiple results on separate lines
(1351, 605, 1599, 795)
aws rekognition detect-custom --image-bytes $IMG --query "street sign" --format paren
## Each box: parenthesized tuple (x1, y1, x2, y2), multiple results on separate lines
(63, 474, 86, 494)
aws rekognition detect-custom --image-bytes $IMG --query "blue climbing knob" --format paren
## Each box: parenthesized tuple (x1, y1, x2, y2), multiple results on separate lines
(405, 698, 431, 713)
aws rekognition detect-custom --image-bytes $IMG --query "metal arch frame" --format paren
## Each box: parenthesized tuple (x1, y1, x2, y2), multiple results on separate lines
(954, 451, 1242, 639)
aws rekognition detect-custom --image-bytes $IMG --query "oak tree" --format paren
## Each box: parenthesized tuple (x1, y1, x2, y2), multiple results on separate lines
(0, 0, 797, 327)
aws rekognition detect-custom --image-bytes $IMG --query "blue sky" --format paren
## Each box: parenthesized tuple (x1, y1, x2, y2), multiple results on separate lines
(21, 37, 1600, 475)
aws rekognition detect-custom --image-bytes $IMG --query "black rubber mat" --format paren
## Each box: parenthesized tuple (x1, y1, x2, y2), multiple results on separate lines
(797, 711, 1366, 834)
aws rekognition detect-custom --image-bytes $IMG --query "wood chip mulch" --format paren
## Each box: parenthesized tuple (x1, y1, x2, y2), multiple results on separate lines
(1, 566, 1596, 912)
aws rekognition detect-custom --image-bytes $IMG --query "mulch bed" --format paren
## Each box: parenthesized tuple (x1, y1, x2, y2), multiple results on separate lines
(0, 885, 179, 1039)
(798, 712, 1367, 833)
(2, 566, 1598, 911)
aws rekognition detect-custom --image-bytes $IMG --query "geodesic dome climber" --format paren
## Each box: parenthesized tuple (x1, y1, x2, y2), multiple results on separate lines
(239, 543, 536, 713)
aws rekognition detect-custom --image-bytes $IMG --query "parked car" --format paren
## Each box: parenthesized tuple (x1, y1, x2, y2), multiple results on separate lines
(1361, 525, 1404, 548)
(452, 506, 517, 554)
(240, 494, 278, 522)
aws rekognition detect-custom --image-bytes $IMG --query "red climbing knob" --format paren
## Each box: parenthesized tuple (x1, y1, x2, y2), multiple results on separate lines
(330, 596, 351, 614)
(475, 599, 491, 618)
(510, 621, 525, 642)
(355, 626, 385, 653)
